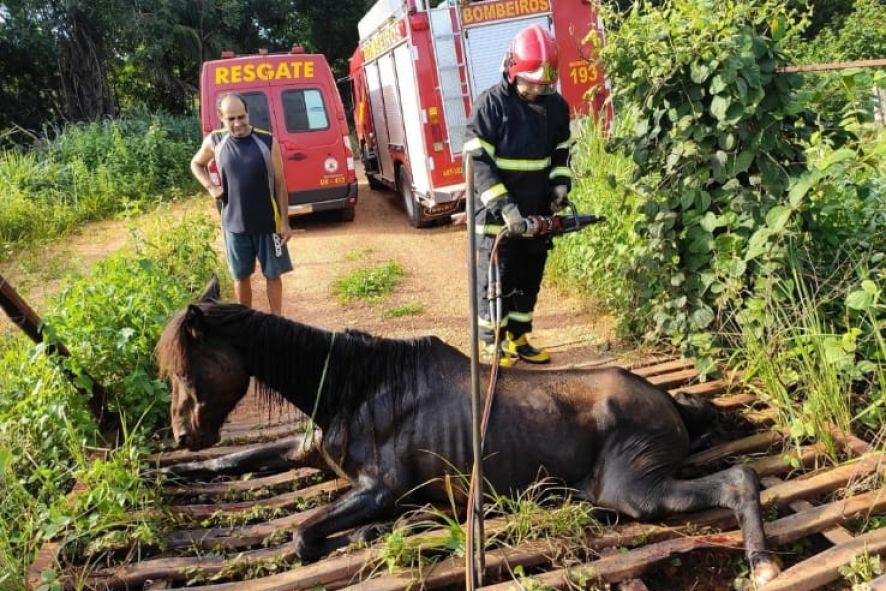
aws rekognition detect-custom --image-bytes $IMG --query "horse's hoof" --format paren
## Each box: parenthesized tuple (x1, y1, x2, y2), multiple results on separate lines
(348, 521, 392, 545)
(751, 556, 781, 588)
(291, 530, 321, 563)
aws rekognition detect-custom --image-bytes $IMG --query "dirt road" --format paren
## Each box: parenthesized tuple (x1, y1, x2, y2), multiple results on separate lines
(254, 177, 616, 361)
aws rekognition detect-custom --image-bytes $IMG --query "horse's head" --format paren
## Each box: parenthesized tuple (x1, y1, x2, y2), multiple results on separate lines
(157, 303, 251, 450)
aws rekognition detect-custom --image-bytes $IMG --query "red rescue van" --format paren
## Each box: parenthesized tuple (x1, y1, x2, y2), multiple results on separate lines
(199, 48, 358, 221)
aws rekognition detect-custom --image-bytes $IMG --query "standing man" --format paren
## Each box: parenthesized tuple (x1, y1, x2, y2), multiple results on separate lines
(191, 93, 293, 315)
(464, 24, 572, 366)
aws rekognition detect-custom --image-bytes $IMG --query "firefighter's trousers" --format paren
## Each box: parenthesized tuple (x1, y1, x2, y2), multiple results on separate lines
(476, 235, 548, 343)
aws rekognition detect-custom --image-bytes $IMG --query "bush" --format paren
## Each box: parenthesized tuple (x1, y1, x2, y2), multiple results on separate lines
(599, 0, 818, 374)
(547, 115, 642, 335)
(0, 212, 222, 587)
(0, 112, 200, 255)
(566, 0, 886, 448)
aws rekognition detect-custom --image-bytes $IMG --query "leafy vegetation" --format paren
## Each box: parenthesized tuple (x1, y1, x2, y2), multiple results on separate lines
(0, 213, 223, 588)
(551, 0, 885, 451)
(0, 113, 200, 256)
(334, 260, 406, 304)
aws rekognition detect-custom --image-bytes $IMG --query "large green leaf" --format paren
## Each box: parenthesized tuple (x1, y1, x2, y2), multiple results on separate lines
(710, 95, 731, 121)
(764, 205, 791, 232)
(734, 150, 755, 173)
(691, 62, 712, 84)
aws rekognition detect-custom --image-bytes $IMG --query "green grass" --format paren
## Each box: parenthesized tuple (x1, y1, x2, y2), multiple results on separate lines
(738, 258, 884, 458)
(373, 477, 598, 575)
(383, 304, 424, 318)
(345, 247, 374, 262)
(546, 114, 642, 336)
(334, 260, 405, 304)
(0, 113, 200, 258)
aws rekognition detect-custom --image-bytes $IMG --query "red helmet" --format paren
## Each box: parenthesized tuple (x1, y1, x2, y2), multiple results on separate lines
(504, 24, 559, 87)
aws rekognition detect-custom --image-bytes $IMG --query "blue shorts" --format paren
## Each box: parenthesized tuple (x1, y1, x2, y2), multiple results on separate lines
(224, 231, 293, 281)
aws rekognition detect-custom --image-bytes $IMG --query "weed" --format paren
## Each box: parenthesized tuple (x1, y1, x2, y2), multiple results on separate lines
(383, 304, 424, 318)
(346, 247, 374, 261)
(196, 507, 286, 530)
(490, 481, 600, 548)
(839, 548, 882, 590)
(0, 213, 221, 587)
(334, 260, 405, 304)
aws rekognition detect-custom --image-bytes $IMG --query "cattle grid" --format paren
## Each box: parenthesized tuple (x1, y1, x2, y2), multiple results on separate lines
(28, 355, 886, 590)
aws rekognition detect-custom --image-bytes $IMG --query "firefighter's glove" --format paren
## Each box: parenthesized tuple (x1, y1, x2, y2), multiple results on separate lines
(550, 185, 570, 213)
(501, 203, 527, 237)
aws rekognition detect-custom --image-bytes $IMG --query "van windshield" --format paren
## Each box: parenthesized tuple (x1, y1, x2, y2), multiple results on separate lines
(282, 89, 330, 132)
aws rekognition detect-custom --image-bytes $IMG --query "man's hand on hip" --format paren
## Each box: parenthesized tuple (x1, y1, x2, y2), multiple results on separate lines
(208, 185, 225, 200)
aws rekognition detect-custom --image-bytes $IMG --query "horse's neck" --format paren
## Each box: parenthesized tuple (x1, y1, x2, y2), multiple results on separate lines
(242, 319, 341, 422)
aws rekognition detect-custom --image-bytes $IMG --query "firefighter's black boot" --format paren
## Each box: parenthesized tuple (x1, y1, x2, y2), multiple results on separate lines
(505, 332, 550, 364)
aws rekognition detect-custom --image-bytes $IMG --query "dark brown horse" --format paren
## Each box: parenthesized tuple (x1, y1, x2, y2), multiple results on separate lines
(156, 302, 780, 586)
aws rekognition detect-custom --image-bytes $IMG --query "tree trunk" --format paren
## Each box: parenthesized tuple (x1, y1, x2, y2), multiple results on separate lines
(57, 10, 116, 120)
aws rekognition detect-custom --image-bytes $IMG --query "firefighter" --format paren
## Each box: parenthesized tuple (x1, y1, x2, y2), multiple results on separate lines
(464, 24, 572, 366)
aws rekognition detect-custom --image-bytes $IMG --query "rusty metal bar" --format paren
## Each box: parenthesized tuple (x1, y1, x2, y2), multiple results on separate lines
(779, 58, 886, 73)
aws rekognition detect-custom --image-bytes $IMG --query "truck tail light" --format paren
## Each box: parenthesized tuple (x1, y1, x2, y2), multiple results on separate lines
(428, 107, 443, 152)
(343, 135, 355, 175)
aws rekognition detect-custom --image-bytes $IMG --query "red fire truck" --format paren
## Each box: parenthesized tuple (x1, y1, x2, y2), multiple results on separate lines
(349, 0, 610, 227)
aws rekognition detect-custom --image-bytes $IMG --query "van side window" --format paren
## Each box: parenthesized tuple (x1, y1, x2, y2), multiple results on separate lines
(282, 89, 330, 132)
(241, 92, 273, 132)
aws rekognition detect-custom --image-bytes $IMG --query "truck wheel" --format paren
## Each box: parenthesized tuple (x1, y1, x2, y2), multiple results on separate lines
(340, 203, 356, 222)
(399, 167, 428, 228)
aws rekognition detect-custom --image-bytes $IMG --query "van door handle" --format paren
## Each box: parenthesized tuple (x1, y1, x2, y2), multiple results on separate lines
(288, 152, 307, 161)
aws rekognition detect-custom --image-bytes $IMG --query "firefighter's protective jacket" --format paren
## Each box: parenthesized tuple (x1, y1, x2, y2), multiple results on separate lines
(464, 77, 572, 226)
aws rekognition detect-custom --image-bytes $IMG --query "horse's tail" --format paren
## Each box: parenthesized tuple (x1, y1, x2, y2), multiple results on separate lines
(672, 391, 717, 451)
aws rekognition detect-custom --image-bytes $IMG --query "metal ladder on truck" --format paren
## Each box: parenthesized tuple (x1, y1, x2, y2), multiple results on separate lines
(428, 4, 472, 160)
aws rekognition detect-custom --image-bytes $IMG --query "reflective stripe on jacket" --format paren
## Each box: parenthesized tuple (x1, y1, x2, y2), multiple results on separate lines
(464, 77, 572, 220)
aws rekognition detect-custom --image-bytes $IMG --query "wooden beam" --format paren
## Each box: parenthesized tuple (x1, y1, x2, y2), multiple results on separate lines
(0, 274, 118, 432)
(870, 573, 886, 591)
(759, 528, 886, 591)
(164, 468, 320, 499)
(479, 491, 886, 591)
(762, 476, 855, 545)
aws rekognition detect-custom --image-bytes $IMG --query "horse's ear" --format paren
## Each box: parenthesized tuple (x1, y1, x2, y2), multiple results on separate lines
(197, 275, 220, 303)
(184, 304, 205, 340)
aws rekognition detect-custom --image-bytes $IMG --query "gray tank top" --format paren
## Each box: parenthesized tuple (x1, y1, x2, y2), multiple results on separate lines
(212, 129, 278, 234)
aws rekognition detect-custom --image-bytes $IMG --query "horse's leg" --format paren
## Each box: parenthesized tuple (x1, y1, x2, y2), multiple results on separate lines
(162, 433, 327, 479)
(291, 477, 397, 562)
(592, 464, 780, 587)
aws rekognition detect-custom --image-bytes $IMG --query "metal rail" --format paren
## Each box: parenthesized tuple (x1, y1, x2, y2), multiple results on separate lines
(779, 58, 886, 73)
(463, 150, 486, 589)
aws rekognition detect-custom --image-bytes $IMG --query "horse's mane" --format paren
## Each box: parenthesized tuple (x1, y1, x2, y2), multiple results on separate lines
(160, 303, 436, 431)
(156, 308, 189, 380)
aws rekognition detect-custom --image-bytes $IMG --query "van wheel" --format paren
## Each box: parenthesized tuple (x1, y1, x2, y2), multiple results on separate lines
(340, 203, 355, 222)
(399, 167, 428, 228)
